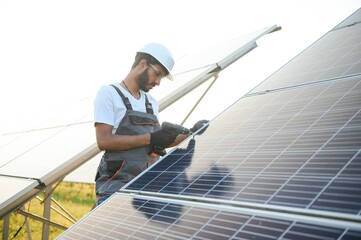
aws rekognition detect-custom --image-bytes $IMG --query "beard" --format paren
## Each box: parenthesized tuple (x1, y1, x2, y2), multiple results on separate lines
(136, 67, 150, 92)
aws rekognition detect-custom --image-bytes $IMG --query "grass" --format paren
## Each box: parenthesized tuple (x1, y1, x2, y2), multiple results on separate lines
(0, 182, 96, 240)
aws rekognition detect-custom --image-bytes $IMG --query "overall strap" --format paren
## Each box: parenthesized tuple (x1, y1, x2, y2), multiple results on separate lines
(110, 85, 132, 110)
(144, 95, 154, 115)
(110, 84, 155, 115)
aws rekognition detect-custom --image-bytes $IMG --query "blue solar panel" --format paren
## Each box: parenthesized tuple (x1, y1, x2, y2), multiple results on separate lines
(125, 75, 361, 215)
(58, 194, 361, 240)
(251, 11, 361, 93)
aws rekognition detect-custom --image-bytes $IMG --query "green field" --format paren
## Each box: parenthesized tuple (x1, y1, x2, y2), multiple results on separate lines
(0, 182, 96, 239)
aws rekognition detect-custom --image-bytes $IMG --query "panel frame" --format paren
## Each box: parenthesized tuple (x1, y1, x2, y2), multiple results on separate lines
(0, 176, 39, 218)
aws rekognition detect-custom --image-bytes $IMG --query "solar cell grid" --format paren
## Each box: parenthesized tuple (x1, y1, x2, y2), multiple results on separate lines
(342, 230, 361, 240)
(57, 194, 361, 240)
(339, 151, 361, 178)
(282, 222, 344, 240)
(124, 76, 361, 215)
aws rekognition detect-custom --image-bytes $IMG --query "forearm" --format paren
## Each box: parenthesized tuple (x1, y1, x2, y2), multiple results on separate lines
(97, 133, 150, 151)
(168, 133, 190, 148)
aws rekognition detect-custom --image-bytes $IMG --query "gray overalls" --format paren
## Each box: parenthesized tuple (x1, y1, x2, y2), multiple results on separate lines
(95, 85, 160, 205)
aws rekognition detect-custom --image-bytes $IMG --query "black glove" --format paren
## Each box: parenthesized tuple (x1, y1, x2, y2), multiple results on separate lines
(150, 129, 177, 148)
(190, 120, 209, 135)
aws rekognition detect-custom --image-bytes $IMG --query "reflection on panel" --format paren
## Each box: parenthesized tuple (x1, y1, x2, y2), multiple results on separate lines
(251, 22, 361, 93)
(57, 194, 361, 240)
(125, 76, 361, 215)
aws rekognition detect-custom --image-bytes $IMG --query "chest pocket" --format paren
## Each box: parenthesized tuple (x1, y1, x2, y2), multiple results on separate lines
(128, 111, 158, 126)
(114, 110, 159, 136)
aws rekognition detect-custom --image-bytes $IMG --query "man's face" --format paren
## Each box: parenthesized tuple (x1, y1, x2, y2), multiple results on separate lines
(135, 66, 150, 92)
(136, 64, 164, 92)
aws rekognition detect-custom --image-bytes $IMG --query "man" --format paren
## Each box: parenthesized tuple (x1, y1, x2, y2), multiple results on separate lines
(94, 42, 208, 205)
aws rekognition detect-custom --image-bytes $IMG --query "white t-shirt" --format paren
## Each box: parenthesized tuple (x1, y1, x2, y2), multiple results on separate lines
(94, 82, 159, 133)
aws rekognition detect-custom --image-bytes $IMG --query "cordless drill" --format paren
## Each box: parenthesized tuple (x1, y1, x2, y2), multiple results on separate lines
(150, 122, 190, 156)
(161, 121, 190, 135)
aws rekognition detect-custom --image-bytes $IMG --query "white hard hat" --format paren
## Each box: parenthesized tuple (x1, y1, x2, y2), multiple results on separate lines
(138, 42, 175, 80)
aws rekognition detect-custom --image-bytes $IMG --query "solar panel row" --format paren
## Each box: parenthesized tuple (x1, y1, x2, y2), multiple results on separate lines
(125, 75, 361, 215)
(59, 194, 361, 240)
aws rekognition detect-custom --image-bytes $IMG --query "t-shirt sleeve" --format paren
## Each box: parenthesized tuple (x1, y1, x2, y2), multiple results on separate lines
(94, 85, 115, 126)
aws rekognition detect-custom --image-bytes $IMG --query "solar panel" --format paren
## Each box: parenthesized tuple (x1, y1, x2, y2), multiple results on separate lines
(334, 7, 361, 29)
(251, 11, 361, 93)
(123, 75, 361, 215)
(58, 193, 361, 240)
(0, 122, 95, 181)
(57, 9, 361, 239)
(0, 176, 39, 217)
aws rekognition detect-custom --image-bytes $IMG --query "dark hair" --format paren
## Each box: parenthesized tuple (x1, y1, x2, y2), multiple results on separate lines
(131, 52, 169, 75)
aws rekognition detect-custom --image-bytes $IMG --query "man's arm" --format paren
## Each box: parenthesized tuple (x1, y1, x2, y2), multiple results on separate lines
(168, 120, 209, 147)
(95, 123, 150, 151)
(168, 134, 189, 148)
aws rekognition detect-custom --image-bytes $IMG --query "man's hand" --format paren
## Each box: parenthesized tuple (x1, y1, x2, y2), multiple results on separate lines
(150, 129, 177, 148)
(190, 120, 209, 135)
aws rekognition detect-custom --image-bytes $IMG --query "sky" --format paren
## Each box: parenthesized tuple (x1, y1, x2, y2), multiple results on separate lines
(0, 0, 360, 133)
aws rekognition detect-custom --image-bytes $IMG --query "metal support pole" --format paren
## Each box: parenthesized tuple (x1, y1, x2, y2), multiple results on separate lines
(181, 74, 219, 125)
(25, 217, 32, 240)
(51, 197, 77, 223)
(17, 209, 67, 230)
(42, 187, 52, 240)
(36, 196, 77, 223)
(2, 213, 10, 240)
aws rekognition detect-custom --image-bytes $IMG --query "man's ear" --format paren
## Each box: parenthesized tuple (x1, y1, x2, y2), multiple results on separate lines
(138, 59, 148, 69)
